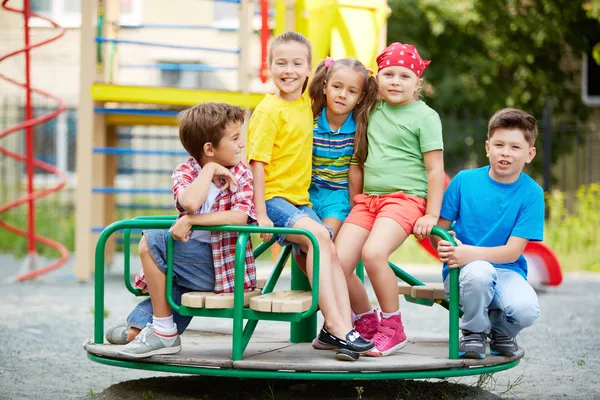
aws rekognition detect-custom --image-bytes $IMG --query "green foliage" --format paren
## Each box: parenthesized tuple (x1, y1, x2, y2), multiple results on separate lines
(387, 0, 600, 178)
(545, 183, 600, 271)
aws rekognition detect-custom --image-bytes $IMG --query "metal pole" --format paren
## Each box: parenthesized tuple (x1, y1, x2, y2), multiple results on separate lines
(23, 0, 36, 266)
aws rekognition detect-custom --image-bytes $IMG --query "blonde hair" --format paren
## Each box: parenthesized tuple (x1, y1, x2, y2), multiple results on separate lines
(309, 58, 379, 166)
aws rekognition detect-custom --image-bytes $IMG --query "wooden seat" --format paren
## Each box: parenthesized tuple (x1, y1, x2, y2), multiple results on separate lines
(180, 278, 268, 309)
(398, 282, 446, 300)
(249, 290, 312, 313)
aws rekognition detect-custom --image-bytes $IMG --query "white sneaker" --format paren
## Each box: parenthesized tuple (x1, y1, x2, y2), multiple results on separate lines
(117, 323, 181, 358)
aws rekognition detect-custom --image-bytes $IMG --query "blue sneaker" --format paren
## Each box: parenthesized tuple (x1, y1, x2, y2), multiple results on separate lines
(459, 330, 487, 359)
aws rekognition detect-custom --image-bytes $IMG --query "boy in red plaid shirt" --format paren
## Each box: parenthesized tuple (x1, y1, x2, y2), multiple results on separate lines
(105, 103, 257, 358)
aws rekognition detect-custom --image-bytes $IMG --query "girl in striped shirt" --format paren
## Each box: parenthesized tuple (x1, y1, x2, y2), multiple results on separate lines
(307, 57, 378, 237)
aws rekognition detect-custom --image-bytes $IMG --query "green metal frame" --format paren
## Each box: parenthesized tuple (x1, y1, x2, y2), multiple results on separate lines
(91, 217, 518, 379)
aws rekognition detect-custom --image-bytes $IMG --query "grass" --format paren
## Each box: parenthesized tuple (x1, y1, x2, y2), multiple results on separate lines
(1, 184, 599, 271)
(545, 183, 600, 272)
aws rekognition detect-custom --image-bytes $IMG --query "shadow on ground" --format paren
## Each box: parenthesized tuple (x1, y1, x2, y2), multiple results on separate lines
(91, 376, 500, 400)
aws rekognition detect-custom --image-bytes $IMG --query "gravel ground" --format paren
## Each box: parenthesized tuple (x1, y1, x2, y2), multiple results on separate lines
(0, 254, 599, 400)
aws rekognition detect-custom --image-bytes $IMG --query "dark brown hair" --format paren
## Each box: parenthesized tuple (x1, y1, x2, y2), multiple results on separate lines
(177, 102, 245, 160)
(308, 58, 379, 166)
(268, 32, 312, 93)
(488, 108, 538, 146)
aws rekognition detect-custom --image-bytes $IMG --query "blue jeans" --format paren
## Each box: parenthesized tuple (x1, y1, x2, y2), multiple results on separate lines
(127, 229, 215, 334)
(444, 260, 540, 338)
(265, 197, 333, 254)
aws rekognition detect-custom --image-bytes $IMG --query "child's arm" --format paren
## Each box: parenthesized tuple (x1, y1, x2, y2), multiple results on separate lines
(171, 211, 248, 242)
(177, 162, 237, 213)
(413, 150, 445, 238)
(249, 160, 274, 242)
(348, 164, 363, 207)
(438, 236, 529, 270)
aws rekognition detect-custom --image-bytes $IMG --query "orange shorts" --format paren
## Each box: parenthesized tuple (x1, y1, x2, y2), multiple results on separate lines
(344, 191, 427, 235)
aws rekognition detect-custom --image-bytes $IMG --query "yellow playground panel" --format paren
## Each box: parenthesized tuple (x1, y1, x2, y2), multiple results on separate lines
(74, 0, 390, 280)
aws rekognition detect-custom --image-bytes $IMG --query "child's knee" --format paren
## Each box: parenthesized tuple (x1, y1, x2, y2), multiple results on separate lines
(138, 236, 150, 257)
(460, 261, 496, 287)
(361, 245, 386, 268)
(313, 224, 332, 243)
(508, 300, 540, 329)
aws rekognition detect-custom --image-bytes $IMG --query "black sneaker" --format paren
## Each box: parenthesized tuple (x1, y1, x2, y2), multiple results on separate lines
(489, 331, 519, 357)
(459, 330, 487, 359)
(317, 327, 375, 353)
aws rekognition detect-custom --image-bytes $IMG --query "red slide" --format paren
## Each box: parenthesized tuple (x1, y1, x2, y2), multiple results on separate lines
(417, 173, 563, 287)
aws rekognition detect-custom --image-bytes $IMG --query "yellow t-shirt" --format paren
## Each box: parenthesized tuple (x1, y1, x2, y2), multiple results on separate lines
(247, 91, 313, 205)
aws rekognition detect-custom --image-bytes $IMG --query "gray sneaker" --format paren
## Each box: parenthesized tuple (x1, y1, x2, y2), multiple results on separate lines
(117, 323, 181, 358)
(106, 323, 130, 345)
(459, 330, 487, 359)
(489, 331, 518, 357)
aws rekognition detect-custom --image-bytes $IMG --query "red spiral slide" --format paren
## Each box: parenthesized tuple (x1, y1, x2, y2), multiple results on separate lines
(417, 174, 563, 286)
(0, 0, 69, 281)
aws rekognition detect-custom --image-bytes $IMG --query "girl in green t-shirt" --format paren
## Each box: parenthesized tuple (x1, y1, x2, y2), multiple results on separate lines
(335, 42, 445, 357)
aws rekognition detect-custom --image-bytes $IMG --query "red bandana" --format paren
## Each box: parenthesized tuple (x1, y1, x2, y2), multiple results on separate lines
(376, 42, 431, 77)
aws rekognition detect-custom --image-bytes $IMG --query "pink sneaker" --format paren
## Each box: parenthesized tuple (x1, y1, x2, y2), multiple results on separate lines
(354, 312, 379, 340)
(365, 313, 408, 357)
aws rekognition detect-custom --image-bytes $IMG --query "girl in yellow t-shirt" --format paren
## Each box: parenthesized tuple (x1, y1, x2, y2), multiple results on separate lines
(246, 32, 374, 360)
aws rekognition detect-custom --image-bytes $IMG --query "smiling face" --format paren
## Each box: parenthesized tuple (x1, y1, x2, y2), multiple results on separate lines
(205, 121, 245, 167)
(269, 41, 312, 101)
(485, 128, 536, 184)
(323, 66, 364, 118)
(377, 65, 421, 106)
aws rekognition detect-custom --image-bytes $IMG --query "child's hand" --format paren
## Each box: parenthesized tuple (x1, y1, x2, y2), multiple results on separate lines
(413, 214, 438, 240)
(256, 213, 274, 242)
(170, 215, 192, 242)
(208, 162, 238, 190)
(446, 245, 475, 269)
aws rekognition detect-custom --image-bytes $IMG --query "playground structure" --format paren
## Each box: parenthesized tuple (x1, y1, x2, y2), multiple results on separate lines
(0, 0, 70, 281)
(74, 0, 390, 281)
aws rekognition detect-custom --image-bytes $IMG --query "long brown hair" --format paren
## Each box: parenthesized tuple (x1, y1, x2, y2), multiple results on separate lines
(308, 58, 378, 166)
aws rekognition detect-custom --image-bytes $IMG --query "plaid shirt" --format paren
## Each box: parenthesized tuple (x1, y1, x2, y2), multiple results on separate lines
(135, 158, 257, 294)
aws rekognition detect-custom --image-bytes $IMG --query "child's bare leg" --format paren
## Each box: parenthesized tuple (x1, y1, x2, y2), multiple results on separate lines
(335, 223, 372, 314)
(295, 217, 342, 274)
(361, 218, 408, 312)
(285, 218, 353, 338)
(127, 236, 170, 340)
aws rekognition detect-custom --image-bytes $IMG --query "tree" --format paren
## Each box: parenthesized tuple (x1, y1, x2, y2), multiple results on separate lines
(386, 0, 600, 178)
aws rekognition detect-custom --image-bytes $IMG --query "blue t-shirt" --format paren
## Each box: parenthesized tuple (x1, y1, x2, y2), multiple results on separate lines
(440, 166, 544, 281)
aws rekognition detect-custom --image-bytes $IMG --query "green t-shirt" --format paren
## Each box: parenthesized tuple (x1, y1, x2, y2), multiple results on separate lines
(363, 100, 443, 199)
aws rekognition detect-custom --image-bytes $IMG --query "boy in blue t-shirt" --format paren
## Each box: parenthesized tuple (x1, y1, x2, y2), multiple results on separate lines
(431, 108, 543, 359)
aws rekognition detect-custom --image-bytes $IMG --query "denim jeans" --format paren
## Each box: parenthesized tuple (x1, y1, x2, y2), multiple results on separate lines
(444, 260, 540, 338)
(127, 229, 215, 334)
(265, 197, 333, 254)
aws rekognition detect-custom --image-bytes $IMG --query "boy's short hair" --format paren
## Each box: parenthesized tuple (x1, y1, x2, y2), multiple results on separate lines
(178, 102, 245, 159)
(488, 108, 538, 146)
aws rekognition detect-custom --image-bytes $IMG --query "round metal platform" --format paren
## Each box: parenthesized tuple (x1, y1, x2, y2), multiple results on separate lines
(85, 329, 522, 380)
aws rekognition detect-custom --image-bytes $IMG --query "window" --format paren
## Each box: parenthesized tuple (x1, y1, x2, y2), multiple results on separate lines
(158, 62, 227, 91)
(29, 0, 141, 28)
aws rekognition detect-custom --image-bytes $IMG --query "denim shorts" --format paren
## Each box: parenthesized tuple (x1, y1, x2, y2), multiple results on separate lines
(265, 197, 333, 254)
(126, 229, 215, 333)
(308, 184, 351, 222)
